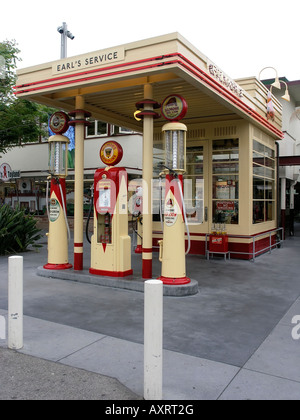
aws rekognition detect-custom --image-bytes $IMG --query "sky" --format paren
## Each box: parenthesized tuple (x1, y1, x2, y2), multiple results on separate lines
(1, 0, 299, 82)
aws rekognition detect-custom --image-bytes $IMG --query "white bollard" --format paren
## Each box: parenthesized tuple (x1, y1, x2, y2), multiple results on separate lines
(8, 256, 23, 350)
(144, 279, 163, 400)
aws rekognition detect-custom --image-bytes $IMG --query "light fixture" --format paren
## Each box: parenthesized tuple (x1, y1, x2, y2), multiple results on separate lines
(258, 66, 281, 89)
(270, 81, 290, 102)
(280, 81, 290, 102)
(259, 67, 290, 102)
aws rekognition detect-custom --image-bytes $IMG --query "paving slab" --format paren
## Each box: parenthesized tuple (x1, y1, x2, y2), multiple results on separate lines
(244, 323, 300, 382)
(219, 369, 300, 400)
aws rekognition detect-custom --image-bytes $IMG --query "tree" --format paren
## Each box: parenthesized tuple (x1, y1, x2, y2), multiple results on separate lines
(0, 40, 56, 155)
(0, 39, 20, 105)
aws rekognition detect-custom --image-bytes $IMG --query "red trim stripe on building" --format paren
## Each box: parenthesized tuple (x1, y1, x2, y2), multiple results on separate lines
(14, 53, 283, 139)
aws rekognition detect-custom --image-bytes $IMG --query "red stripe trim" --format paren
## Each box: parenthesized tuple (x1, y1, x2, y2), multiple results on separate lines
(142, 247, 153, 253)
(14, 52, 282, 138)
(89, 268, 133, 277)
(74, 252, 83, 271)
(74, 242, 83, 247)
(14, 54, 169, 89)
(43, 263, 72, 270)
(142, 258, 152, 279)
(14, 60, 176, 95)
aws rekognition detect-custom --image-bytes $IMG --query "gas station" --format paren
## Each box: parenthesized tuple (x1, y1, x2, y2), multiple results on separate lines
(14, 33, 284, 289)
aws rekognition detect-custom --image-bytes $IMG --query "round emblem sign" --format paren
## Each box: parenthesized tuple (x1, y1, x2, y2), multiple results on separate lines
(161, 94, 188, 121)
(0, 163, 12, 181)
(100, 141, 123, 166)
(49, 112, 69, 134)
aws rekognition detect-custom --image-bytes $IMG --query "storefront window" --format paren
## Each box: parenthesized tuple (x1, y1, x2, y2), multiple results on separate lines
(252, 140, 275, 224)
(212, 139, 239, 224)
(185, 146, 204, 224)
(86, 119, 108, 137)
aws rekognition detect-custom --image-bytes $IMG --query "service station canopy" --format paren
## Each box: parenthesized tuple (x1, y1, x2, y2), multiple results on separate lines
(14, 33, 283, 139)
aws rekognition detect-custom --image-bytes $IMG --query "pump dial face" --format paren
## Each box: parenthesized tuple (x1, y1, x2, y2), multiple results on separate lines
(161, 94, 188, 121)
(100, 141, 123, 166)
(49, 112, 69, 134)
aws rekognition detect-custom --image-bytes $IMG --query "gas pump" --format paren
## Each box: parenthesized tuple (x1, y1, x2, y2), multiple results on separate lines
(158, 95, 191, 285)
(132, 186, 143, 254)
(44, 112, 72, 270)
(89, 141, 133, 277)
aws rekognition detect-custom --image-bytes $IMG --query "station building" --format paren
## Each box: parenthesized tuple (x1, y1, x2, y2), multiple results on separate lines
(1, 33, 299, 261)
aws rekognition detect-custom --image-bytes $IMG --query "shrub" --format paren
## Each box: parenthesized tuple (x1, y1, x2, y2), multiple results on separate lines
(0, 204, 43, 255)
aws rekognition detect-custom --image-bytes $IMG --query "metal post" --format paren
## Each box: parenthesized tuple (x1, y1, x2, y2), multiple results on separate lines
(60, 22, 67, 59)
(58, 22, 75, 59)
(144, 279, 163, 400)
(142, 84, 154, 279)
(8, 256, 23, 350)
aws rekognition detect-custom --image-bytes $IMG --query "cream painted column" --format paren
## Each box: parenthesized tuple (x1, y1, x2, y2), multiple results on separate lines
(73, 96, 85, 270)
(142, 84, 154, 279)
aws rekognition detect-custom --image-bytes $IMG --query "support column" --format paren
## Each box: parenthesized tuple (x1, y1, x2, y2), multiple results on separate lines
(135, 89, 160, 279)
(69, 97, 91, 270)
(142, 85, 154, 279)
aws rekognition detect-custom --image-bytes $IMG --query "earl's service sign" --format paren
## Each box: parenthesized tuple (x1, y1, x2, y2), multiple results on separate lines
(52, 47, 125, 75)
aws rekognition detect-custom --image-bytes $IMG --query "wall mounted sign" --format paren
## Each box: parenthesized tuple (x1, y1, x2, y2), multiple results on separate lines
(49, 112, 69, 134)
(161, 94, 188, 121)
(0, 163, 20, 181)
(52, 47, 125, 75)
(100, 141, 123, 166)
(207, 61, 244, 98)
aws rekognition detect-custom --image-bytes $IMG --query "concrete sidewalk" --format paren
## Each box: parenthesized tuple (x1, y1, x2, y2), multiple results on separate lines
(1, 226, 300, 400)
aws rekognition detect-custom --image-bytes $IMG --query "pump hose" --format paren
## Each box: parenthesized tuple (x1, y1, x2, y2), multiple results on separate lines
(176, 178, 191, 255)
(46, 178, 50, 222)
(58, 181, 71, 242)
(159, 175, 164, 232)
(86, 195, 94, 244)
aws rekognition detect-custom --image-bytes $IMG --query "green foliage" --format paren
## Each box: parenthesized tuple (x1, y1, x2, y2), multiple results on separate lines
(0, 100, 54, 154)
(0, 39, 56, 154)
(0, 39, 21, 104)
(0, 205, 43, 255)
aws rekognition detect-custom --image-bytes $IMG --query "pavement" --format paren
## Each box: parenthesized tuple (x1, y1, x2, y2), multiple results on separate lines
(1, 223, 300, 400)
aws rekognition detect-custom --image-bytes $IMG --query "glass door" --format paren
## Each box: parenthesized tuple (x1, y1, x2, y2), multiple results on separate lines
(185, 141, 209, 231)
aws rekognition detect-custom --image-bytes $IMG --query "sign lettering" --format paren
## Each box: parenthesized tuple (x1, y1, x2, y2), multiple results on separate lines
(52, 47, 125, 75)
(207, 61, 243, 98)
(0, 163, 21, 181)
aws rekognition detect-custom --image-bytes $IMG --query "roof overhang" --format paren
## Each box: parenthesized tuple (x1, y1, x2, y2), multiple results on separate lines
(15, 33, 283, 139)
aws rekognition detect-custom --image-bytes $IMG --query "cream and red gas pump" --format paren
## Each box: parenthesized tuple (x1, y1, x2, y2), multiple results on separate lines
(89, 141, 133, 277)
(158, 95, 191, 285)
(44, 111, 72, 270)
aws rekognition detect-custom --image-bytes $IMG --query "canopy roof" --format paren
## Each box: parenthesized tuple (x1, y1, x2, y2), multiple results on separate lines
(15, 33, 282, 138)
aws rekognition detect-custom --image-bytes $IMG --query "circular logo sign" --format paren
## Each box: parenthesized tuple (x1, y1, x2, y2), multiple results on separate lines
(161, 94, 188, 121)
(49, 112, 69, 134)
(0, 163, 12, 181)
(100, 141, 123, 166)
